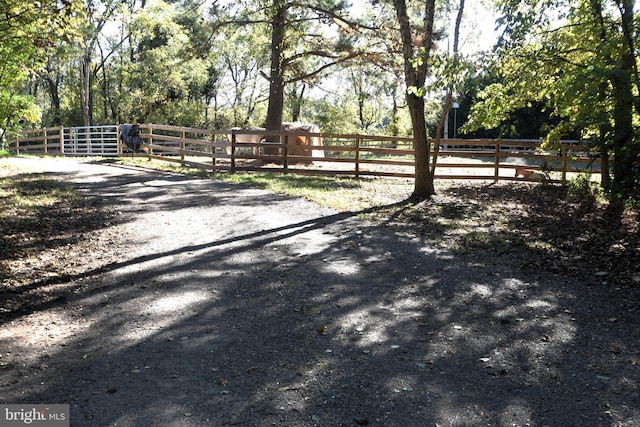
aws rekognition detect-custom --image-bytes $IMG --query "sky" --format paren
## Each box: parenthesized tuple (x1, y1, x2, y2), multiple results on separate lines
(454, 0, 501, 55)
(346, 0, 501, 56)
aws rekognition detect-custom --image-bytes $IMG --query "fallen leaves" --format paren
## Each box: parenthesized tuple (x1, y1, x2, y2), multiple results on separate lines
(370, 183, 639, 287)
(0, 173, 121, 320)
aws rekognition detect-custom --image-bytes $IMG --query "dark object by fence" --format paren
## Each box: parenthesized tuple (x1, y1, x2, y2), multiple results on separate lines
(120, 124, 144, 152)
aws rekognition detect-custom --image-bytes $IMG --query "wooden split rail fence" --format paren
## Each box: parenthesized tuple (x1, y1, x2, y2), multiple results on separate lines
(5, 124, 602, 184)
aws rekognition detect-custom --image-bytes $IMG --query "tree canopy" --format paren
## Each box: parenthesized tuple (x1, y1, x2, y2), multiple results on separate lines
(4, 0, 636, 200)
(465, 0, 640, 198)
(0, 0, 83, 136)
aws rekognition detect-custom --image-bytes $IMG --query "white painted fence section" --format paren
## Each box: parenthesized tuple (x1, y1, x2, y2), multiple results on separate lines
(63, 125, 119, 156)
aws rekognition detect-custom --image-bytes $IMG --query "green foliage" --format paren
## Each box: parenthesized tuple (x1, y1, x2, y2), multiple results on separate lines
(466, 0, 640, 198)
(211, 22, 270, 127)
(0, 92, 41, 129)
(308, 97, 358, 134)
(0, 0, 83, 130)
(568, 173, 600, 205)
(119, 1, 203, 123)
(6, 0, 409, 135)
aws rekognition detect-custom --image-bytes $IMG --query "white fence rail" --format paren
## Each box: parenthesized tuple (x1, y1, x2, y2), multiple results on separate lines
(7, 125, 120, 157)
(63, 125, 119, 156)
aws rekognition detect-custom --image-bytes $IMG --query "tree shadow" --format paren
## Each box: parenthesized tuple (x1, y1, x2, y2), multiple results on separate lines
(0, 164, 638, 426)
(375, 182, 639, 286)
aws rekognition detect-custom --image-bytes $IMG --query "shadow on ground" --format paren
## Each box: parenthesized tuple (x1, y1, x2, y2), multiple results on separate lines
(1, 160, 638, 426)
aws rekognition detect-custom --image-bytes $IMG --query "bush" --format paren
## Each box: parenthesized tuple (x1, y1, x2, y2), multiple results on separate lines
(568, 173, 599, 205)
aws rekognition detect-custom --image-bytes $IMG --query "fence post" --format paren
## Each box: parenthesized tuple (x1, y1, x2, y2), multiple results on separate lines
(59, 126, 65, 156)
(116, 125, 122, 156)
(231, 132, 236, 173)
(43, 128, 48, 154)
(355, 137, 360, 178)
(180, 130, 185, 166)
(283, 134, 288, 174)
(561, 144, 568, 184)
(211, 132, 216, 171)
(147, 124, 153, 160)
(494, 140, 500, 183)
(15, 133, 20, 155)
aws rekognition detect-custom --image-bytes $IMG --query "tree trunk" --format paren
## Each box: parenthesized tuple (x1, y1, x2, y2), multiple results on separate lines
(600, 137, 611, 192)
(45, 74, 61, 126)
(393, 0, 436, 199)
(265, 2, 288, 134)
(289, 83, 305, 122)
(80, 50, 92, 127)
(408, 94, 434, 196)
(610, 67, 636, 198)
(610, 1, 638, 198)
(429, 0, 465, 178)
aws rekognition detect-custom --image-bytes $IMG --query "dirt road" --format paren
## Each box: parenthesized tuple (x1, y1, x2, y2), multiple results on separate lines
(1, 157, 638, 426)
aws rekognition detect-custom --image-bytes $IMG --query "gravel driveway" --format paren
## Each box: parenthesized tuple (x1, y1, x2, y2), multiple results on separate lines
(1, 157, 638, 426)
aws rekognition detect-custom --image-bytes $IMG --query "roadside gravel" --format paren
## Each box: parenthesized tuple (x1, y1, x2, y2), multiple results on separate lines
(1, 157, 638, 426)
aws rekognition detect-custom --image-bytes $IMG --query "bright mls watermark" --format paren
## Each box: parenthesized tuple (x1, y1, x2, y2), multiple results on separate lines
(0, 405, 69, 427)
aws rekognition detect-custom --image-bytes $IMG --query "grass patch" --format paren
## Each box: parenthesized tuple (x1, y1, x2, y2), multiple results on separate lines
(98, 157, 639, 286)
(0, 175, 80, 211)
(108, 157, 413, 211)
(0, 170, 119, 289)
(0, 174, 85, 282)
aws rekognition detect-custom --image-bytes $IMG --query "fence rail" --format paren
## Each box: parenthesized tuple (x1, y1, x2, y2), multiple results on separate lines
(5, 124, 602, 184)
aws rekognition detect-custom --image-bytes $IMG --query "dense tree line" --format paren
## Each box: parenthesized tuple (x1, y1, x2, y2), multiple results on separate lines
(2, 0, 411, 134)
(1, 0, 638, 199)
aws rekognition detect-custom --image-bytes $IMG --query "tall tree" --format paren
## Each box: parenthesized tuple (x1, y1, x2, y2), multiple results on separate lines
(79, 0, 120, 127)
(218, 24, 269, 127)
(260, 1, 367, 133)
(392, 0, 438, 198)
(427, 0, 467, 178)
(391, 0, 469, 199)
(122, 0, 209, 124)
(466, 0, 639, 199)
(347, 65, 389, 132)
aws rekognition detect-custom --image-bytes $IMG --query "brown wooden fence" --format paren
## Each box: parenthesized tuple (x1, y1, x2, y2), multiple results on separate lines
(5, 124, 602, 184)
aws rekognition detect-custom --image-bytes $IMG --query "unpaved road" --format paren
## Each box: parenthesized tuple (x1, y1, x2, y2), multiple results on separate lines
(1, 157, 638, 426)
